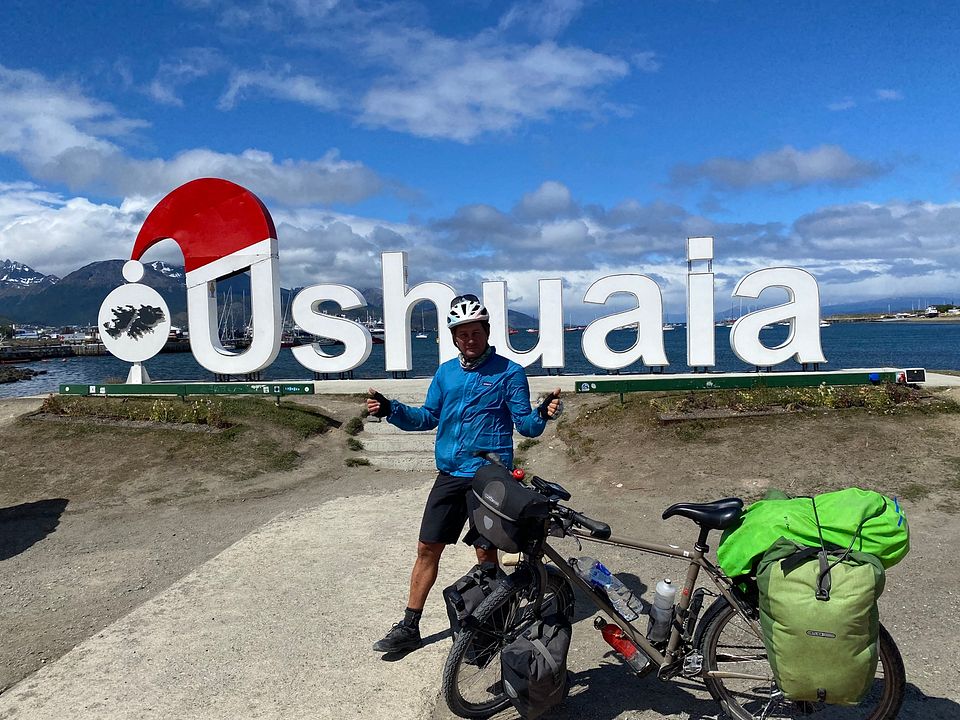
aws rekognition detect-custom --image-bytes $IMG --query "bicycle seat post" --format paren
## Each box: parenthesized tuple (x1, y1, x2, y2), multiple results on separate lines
(695, 526, 711, 554)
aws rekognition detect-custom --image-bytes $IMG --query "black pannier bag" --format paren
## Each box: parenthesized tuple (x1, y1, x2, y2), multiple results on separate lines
(501, 611, 572, 719)
(443, 562, 505, 636)
(442, 562, 506, 666)
(471, 464, 553, 553)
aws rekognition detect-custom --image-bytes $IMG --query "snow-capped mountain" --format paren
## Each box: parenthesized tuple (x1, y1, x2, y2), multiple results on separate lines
(0, 259, 59, 289)
(146, 260, 185, 279)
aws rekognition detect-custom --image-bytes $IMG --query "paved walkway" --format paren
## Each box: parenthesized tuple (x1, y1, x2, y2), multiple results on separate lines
(0, 481, 476, 720)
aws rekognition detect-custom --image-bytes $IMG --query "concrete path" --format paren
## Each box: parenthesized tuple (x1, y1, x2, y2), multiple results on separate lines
(0, 481, 476, 720)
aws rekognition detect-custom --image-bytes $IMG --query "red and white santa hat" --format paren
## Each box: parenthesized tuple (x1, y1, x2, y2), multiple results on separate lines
(124, 178, 277, 287)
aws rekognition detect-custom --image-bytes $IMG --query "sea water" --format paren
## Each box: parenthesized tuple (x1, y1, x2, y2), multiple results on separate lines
(3, 322, 960, 398)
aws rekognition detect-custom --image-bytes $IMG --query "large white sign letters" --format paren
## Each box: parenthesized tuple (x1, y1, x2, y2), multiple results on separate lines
(101, 180, 827, 379)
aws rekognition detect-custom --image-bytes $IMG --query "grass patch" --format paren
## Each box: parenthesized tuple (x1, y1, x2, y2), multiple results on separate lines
(345, 457, 371, 467)
(650, 383, 922, 415)
(3, 396, 334, 506)
(517, 438, 539, 452)
(674, 420, 707, 442)
(40, 394, 229, 427)
(344, 416, 364, 436)
(346, 437, 364, 451)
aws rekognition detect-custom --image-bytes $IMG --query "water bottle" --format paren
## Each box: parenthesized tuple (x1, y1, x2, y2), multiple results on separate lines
(571, 557, 642, 621)
(646, 578, 677, 643)
(594, 617, 649, 673)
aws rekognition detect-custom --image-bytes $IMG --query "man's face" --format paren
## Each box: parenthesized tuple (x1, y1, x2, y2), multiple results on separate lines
(453, 321, 489, 359)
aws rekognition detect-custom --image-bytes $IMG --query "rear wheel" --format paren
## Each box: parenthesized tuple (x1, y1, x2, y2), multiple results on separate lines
(441, 566, 574, 719)
(699, 600, 905, 719)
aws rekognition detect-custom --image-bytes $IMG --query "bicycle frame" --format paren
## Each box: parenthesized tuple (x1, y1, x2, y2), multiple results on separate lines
(531, 528, 761, 681)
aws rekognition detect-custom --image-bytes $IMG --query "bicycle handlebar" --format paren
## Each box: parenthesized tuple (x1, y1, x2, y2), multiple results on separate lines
(568, 510, 612, 540)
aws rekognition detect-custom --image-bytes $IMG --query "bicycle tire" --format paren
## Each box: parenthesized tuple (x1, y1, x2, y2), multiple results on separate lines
(441, 566, 574, 719)
(698, 599, 906, 720)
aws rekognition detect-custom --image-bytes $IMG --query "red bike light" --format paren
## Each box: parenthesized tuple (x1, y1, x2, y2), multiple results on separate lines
(512, 468, 525, 480)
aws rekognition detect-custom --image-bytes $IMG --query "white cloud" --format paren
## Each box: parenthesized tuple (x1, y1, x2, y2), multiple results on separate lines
(875, 88, 903, 101)
(827, 97, 857, 111)
(218, 69, 339, 111)
(498, 0, 585, 39)
(671, 145, 889, 190)
(632, 51, 661, 73)
(146, 48, 226, 107)
(360, 37, 629, 141)
(514, 181, 576, 220)
(0, 63, 383, 206)
(0, 183, 147, 278)
(6, 177, 960, 318)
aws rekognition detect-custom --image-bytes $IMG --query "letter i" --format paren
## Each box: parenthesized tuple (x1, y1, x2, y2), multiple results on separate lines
(686, 237, 715, 369)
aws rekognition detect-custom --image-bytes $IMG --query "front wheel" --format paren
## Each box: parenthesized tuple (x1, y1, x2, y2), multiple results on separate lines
(698, 600, 905, 720)
(441, 565, 575, 719)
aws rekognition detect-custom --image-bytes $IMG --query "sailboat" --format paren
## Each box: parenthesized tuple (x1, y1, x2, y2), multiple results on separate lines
(415, 305, 429, 339)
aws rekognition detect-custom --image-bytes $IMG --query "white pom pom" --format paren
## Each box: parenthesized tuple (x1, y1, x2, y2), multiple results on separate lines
(122, 259, 145, 283)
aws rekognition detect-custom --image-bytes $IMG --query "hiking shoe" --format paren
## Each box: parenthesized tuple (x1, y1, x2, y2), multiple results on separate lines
(373, 622, 422, 653)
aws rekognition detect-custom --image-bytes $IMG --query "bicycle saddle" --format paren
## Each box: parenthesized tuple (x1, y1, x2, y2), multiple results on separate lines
(661, 497, 743, 530)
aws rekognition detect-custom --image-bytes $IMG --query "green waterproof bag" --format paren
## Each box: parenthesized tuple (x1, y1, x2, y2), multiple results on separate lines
(717, 487, 908, 578)
(757, 537, 885, 705)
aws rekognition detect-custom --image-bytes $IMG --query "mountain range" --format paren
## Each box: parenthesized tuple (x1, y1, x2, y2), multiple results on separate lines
(0, 259, 537, 330)
(2, 258, 951, 329)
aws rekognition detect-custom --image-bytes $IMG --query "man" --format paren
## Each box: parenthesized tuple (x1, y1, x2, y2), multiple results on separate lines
(367, 294, 561, 653)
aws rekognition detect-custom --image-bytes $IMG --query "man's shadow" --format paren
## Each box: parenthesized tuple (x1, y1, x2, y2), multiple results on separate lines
(0, 498, 69, 561)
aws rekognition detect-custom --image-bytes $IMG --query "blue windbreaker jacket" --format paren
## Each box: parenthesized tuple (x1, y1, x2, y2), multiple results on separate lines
(386, 351, 546, 476)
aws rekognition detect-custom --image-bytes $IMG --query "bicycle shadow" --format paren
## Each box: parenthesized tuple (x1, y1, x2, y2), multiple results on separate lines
(900, 683, 960, 719)
(0, 498, 69, 561)
(556, 662, 719, 720)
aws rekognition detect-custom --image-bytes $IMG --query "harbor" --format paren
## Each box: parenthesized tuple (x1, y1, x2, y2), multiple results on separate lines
(4, 319, 960, 398)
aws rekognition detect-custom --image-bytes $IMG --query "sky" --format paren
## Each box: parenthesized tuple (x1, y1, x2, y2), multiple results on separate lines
(1, 0, 958, 321)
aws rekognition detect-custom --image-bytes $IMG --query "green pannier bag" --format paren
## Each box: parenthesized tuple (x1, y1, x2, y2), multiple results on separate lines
(717, 487, 908, 578)
(757, 537, 885, 705)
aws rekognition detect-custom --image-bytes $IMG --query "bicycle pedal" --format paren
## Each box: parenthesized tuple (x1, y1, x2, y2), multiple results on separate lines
(681, 652, 703, 678)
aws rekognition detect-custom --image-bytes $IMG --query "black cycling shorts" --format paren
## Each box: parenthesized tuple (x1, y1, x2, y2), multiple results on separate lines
(419, 472, 493, 549)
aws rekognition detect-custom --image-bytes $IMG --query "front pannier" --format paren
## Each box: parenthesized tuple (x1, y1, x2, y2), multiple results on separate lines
(471, 464, 552, 553)
(501, 611, 572, 719)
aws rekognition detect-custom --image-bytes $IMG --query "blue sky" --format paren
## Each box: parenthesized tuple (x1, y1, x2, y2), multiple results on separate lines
(1, 0, 958, 320)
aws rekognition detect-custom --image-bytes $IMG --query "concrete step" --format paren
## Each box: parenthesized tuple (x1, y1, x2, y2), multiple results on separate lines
(360, 419, 435, 436)
(361, 436, 435, 453)
(362, 451, 436, 473)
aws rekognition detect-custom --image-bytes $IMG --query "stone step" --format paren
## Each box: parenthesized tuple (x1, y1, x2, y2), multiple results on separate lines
(362, 451, 436, 473)
(361, 436, 436, 453)
(360, 419, 435, 436)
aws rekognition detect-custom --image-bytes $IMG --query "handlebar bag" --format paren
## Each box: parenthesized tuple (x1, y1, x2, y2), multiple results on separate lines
(756, 537, 885, 705)
(471, 464, 553, 553)
(442, 562, 506, 666)
(501, 611, 572, 720)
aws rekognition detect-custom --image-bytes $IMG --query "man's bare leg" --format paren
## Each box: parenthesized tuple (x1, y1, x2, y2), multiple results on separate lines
(374, 541, 445, 652)
(407, 541, 445, 610)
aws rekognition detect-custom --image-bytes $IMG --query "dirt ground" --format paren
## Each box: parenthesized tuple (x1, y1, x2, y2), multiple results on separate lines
(1, 389, 959, 715)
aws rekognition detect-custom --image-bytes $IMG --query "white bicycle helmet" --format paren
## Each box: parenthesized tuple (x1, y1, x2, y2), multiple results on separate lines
(447, 293, 489, 329)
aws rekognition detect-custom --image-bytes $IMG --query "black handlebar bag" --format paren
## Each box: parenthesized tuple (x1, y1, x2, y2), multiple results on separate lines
(470, 464, 552, 553)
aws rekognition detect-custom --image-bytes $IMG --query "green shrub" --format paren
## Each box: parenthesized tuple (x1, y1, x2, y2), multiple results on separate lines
(344, 416, 364, 436)
(41, 395, 228, 427)
(346, 437, 364, 451)
(345, 457, 371, 467)
(517, 438, 539, 452)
